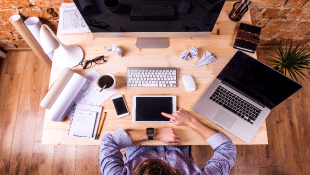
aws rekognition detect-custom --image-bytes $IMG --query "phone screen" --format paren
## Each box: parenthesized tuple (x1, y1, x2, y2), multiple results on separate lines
(112, 97, 128, 115)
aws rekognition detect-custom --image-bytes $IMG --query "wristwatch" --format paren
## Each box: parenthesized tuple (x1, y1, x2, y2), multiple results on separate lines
(146, 127, 154, 140)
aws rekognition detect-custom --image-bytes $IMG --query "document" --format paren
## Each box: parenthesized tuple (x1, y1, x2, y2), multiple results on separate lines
(68, 110, 98, 138)
(58, 5, 91, 35)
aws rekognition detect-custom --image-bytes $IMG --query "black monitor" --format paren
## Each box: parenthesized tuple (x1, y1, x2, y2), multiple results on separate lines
(73, 0, 225, 48)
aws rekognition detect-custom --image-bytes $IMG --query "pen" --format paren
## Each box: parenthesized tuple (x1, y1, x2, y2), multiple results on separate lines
(95, 112, 107, 139)
(234, 1, 251, 20)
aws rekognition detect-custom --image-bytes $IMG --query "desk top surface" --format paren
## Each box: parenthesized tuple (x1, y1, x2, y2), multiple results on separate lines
(42, 1, 268, 145)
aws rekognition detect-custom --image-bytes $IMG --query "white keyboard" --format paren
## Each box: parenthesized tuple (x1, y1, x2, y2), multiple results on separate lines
(127, 67, 177, 87)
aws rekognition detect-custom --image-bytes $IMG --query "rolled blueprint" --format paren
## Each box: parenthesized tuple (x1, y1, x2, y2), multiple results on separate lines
(40, 68, 75, 109)
(24, 17, 54, 60)
(9, 15, 52, 69)
(47, 73, 87, 122)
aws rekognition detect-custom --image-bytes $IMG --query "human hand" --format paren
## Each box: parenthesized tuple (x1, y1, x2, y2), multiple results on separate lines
(161, 109, 197, 126)
(153, 127, 181, 145)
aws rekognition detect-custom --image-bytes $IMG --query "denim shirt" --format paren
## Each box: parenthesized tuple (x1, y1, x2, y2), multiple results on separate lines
(100, 128, 237, 175)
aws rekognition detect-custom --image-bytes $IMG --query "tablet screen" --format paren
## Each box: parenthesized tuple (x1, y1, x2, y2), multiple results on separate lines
(136, 97, 173, 121)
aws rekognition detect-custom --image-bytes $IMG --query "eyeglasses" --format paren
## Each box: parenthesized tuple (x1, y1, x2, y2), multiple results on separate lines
(80, 55, 106, 69)
(86, 19, 110, 31)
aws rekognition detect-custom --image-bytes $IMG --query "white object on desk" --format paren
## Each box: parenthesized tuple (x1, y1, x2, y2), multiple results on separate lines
(182, 75, 196, 92)
(40, 24, 83, 68)
(68, 110, 98, 138)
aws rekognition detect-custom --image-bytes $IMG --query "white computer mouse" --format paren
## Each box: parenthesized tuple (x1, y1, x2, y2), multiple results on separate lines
(182, 75, 196, 92)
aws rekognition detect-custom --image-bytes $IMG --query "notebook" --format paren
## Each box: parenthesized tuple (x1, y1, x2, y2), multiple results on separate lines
(233, 23, 261, 53)
(68, 110, 98, 138)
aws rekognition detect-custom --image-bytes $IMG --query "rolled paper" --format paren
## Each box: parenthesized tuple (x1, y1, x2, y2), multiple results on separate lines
(40, 67, 75, 109)
(78, 0, 97, 14)
(9, 15, 52, 69)
(25, 17, 54, 61)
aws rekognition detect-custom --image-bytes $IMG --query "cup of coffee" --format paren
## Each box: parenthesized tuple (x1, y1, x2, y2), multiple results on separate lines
(104, 0, 121, 11)
(96, 73, 116, 91)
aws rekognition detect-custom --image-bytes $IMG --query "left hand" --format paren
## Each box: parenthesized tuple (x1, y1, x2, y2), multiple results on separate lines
(153, 127, 181, 145)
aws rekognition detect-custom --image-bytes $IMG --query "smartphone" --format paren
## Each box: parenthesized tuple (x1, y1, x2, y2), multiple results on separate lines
(111, 95, 130, 118)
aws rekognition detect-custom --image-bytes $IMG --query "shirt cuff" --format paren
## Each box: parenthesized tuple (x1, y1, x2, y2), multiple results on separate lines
(110, 128, 133, 148)
(207, 132, 232, 150)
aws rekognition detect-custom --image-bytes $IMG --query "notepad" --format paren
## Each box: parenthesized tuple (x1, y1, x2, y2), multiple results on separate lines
(68, 110, 98, 138)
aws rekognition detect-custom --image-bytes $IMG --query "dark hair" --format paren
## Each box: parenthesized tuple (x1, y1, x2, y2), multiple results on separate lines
(133, 158, 179, 175)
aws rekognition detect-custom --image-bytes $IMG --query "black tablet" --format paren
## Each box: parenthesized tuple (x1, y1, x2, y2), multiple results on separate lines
(132, 95, 177, 124)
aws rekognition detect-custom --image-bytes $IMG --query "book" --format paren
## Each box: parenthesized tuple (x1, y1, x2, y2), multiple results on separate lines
(233, 23, 261, 53)
(40, 67, 117, 122)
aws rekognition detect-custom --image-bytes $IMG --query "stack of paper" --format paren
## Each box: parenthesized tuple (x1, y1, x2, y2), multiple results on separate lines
(194, 51, 218, 68)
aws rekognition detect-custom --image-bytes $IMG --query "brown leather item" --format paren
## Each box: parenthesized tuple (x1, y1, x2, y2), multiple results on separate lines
(236, 30, 260, 44)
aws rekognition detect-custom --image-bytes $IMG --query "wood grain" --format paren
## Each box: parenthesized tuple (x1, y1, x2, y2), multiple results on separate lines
(293, 70, 310, 175)
(191, 145, 214, 169)
(0, 57, 6, 90)
(236, 145, 260, 175)
(260, 166, 284, 175)
(35, 66, 51, 142)
(30, 142, 54, 175)
(75, 146, 100, 175)
(0, 74, 23, 174)
(4, 52, 27, 75)
(274, 100, 305, 175)
(9, 52, 45, 174)
(0, 52, 27, 174)
(53, 145, 76, 175)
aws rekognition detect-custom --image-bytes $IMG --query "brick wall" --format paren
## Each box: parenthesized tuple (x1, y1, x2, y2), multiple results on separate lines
(0, 0, 309, 48)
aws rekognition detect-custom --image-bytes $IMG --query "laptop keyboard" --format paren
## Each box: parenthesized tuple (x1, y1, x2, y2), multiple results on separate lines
(210, 85, 262, 124)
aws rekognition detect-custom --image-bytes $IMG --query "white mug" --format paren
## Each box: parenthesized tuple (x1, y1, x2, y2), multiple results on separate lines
(96, 73, 116, 91)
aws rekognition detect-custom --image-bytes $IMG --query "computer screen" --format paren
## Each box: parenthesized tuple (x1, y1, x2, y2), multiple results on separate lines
(217, 51, 302, 109)
(73, 0, 225, 39)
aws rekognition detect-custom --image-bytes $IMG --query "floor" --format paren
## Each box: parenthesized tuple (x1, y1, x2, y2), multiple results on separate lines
(0, 48, 309, 175)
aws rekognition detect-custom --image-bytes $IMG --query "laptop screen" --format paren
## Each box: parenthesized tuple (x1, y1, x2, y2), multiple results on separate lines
(217, 51, 302, 109)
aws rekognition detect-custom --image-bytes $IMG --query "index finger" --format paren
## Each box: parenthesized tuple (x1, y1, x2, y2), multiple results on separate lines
(161, 112, 176, 120)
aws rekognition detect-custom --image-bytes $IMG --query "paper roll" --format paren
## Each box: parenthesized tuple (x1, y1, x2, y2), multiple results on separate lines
(24, 17, 54, 61)
(9, 15, 52, 69)
(40, 67, 75, 109)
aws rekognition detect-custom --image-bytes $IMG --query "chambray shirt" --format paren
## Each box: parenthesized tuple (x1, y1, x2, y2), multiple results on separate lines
(100, 128, 236, 175)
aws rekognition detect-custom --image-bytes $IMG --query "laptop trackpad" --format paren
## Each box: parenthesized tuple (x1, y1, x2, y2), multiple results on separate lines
(213, 110, 237, 129)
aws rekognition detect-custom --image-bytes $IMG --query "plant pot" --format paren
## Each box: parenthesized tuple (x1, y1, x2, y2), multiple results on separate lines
(272, 65, 286, 74)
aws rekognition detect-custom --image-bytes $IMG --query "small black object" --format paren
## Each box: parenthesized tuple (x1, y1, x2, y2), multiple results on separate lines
(117, 27, 125, 32)
(130, 5, 175, 21)
(146, 127, 154, 140)
(80, 55, 106, 69)
(229, 2, 248, 22)
(179, 1, 190, 14)
(86, 19, 110, 31)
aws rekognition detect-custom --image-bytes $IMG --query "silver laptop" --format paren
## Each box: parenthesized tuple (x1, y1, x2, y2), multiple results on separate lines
(193, 51, 302, 143)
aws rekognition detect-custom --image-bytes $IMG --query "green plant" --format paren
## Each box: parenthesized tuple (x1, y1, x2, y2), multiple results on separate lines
(264, 42, 310, 82)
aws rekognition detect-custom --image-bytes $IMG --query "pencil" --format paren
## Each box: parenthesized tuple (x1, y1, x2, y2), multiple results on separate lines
(95, 112, 107, 139)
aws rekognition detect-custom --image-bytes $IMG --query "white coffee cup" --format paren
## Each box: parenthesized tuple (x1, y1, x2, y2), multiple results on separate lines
(96, 73, 116, 91)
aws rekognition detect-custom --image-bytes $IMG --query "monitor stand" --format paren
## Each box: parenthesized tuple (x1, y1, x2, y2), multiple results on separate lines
(136, 37, 169, 49)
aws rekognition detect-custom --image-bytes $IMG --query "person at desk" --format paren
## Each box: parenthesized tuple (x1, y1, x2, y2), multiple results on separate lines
(100, 109, 237, 175)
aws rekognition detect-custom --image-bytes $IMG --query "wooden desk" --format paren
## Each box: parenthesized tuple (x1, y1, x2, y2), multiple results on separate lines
(42, 1, 268, 145)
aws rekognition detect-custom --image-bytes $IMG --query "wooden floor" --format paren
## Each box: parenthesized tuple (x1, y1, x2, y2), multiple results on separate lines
(0, 49, 309, 175)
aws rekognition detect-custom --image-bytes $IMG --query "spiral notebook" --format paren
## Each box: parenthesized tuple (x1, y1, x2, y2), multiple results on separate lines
(68, 103, 103, 139)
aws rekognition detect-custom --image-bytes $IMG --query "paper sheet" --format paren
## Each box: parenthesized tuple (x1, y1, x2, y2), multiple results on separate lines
(194, 51, 218, 68)
(46, 74, 87, 121)
(71, 69, 117, 106)
(68, 103, 103, 139)
(58, 5, 91, 35)
(68, 110, 98, 138)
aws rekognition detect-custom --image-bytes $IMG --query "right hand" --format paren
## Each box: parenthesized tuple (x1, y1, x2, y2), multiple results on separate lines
(161, 109, 197, 126)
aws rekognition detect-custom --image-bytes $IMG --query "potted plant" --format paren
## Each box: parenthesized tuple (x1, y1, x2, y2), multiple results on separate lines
(264, 42, 310, 82)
